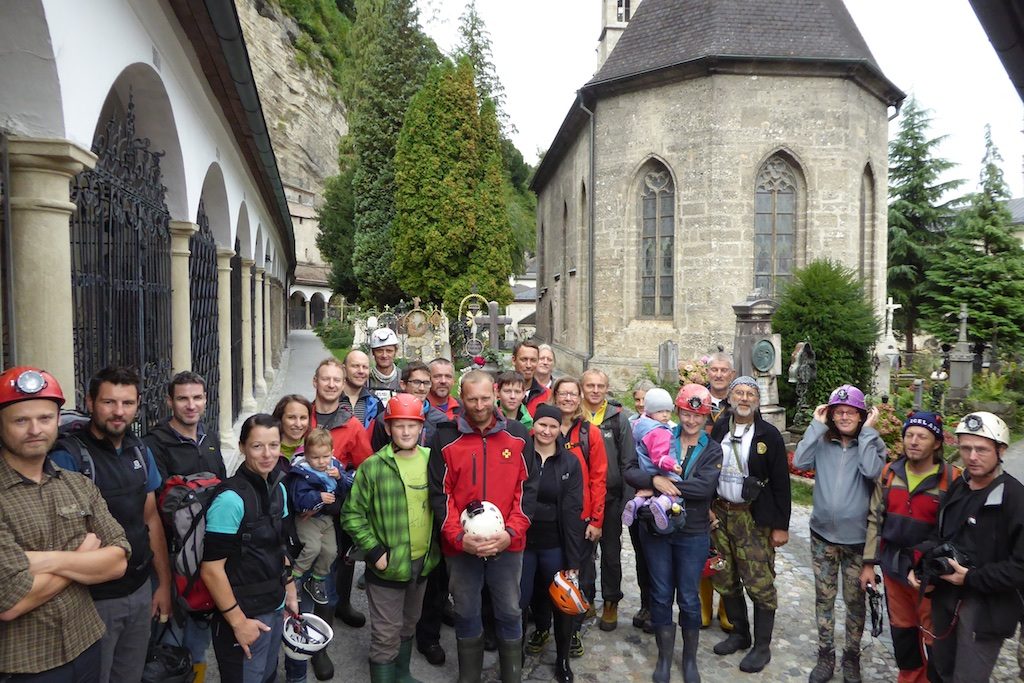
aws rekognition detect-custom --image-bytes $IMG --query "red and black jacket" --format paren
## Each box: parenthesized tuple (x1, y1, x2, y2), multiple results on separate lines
(523, 379, 551, 418)
(310, 407, 374, 469)
(562, 418, 608, 527)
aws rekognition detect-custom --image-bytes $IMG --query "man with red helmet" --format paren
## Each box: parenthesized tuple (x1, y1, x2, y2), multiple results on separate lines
(708, 376, 792, 675)
(0, 366, 131, 681)
(342, 393, 441, 682)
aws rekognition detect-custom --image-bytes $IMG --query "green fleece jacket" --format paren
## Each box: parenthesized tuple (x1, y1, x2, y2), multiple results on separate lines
(341, 444, 441, 585)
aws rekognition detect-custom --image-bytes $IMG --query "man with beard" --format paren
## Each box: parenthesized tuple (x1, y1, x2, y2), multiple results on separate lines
(368, 328, 402, 405)
(708, 376, 791, 675)
(513, 340, 550, 417)
(339, 350, 383, 430)
(427, 358, 460, 419)
(49, 366, 172, 683)
(0, 366, 130, 681)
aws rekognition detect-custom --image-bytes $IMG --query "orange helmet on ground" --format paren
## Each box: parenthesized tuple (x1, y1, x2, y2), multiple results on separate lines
(383, 393, 424, 422)
(549, 570, 589, 616)
(676, 383, 711, 415)
(0, 366, 65, 409)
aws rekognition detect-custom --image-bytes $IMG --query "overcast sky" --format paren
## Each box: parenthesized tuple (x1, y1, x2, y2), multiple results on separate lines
(420, 0, 1024, 199)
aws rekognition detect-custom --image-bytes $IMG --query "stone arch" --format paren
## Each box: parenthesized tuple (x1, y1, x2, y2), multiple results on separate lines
(198, 163, 231, 247)
(752, 148, 807, 298)
(289, 291, 309, 330)
(310, 292, 326, 328)
(93, 63, 187, 220)
(254, 225, 265, 266)
(235, 202, 252, 259)
(0, 1, 65, 138)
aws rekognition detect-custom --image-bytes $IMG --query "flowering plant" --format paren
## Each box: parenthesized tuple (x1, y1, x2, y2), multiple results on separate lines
(678, 358, 710, 386)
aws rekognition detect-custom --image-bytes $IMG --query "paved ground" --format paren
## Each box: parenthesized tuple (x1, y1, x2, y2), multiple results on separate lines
(206, 330, 1023, 682)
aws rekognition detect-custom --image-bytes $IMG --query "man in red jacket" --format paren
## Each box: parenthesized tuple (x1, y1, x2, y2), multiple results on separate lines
(513, 340, 551, 417)
(428, 370, 536, 683)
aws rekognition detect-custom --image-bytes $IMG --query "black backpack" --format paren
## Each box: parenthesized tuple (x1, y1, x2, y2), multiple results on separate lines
(53, 409, 148, 483)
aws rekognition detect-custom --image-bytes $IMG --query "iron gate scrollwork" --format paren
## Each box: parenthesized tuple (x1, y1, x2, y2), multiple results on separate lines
(190, 201, 221, 429)
(230, 239, 242, 421)
(70, 97, 173, 431)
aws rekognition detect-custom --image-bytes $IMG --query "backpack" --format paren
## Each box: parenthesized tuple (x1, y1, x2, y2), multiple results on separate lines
(54, 409, 148, 483)
(158, 472, 222, 613)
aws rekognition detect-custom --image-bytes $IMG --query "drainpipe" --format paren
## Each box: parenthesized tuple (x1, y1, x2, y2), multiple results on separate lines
(578, 93, 596, 370)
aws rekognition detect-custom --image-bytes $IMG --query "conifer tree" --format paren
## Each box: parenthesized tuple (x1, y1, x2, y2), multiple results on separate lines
(921, 127, 1024, 354)
(887, 97, 963, 352)
(315, 136, 359, 300)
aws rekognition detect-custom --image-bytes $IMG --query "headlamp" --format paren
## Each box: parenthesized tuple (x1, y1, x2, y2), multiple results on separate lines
(14, 370, 46, 395)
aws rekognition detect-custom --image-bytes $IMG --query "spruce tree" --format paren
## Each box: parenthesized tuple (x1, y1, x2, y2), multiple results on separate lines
(887, 97, 963, 352)
(315, 136, 359, 300)
(921, 127, 1024, 354)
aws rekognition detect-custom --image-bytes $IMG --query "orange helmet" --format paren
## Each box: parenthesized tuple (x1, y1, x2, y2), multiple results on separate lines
(548, 570, 589, 616)
(0, 366, 65, 409)
(676, 383, 711, 415)
(383, 393, 424, 422)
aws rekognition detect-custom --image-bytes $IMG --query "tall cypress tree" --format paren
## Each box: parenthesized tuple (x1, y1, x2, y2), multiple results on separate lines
(887, 97, 963, 352)
(921, 127, 1024, 354)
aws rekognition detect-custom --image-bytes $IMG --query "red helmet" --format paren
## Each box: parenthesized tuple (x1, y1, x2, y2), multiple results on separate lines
(549, 570, 589, 616)
(702, 549, 727, 578)
(383, 393, 424, 422)
(675, 384, 711, 415)
(0, 366, 65, 409)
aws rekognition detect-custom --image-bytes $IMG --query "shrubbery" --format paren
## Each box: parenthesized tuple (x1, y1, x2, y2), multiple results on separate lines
(314, 319, 354, 350)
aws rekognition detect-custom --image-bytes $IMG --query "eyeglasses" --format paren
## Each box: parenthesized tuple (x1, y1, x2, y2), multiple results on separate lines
(556, 391, 580, 399)
(406, 379, 431, 387)
(832, 409, 860, 418)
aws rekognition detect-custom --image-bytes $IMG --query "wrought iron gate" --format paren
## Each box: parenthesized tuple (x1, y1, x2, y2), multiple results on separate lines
(190, 201, 221, 429)
(230, 239, 242, 421)
(69, 98, 173, 430)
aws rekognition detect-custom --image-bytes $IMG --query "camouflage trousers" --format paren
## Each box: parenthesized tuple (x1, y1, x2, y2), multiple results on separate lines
(710, 501, 777, 610)
(810, 532, 866, 653)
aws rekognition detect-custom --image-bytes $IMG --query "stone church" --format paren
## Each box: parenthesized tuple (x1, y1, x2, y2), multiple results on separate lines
(531, 0, 905, 387)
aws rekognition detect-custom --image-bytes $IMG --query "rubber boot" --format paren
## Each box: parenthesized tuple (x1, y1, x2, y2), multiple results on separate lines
(712, 594, 751, 655)
(192, 662, 207, 683)
(681, 628, 701, 683)
(808, 648, 835, 683)
(553, 611, 574, 683)
(718, 596, 733, 631)
(456, 636, 485, 683)
(334, 561, 366, 627)
(700, 579, 713, 628)
(369, 659, 398, 683)
(396, 638, 422, 683)
(652, 625, 675, 683)
(497, 637, 523, 683)
(311, 601, 335, 681)
(738, 605, 774, 673)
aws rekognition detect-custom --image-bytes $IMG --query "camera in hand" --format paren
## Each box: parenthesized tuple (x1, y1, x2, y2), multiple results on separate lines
(914, 543, 972, 583)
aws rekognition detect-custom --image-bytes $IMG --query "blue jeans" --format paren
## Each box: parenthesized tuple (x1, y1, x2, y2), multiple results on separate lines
(640, 526, 709, 630)
(212, 609, 284, 683)
(520, 547, 565, 611)
(447, 551, 523, 640)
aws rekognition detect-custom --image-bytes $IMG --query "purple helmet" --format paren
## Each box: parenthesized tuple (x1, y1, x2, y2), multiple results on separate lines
(828, 385, 866, 411)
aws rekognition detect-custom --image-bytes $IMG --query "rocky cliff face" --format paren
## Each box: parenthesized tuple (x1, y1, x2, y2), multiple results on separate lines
(237, 0, 347, 197)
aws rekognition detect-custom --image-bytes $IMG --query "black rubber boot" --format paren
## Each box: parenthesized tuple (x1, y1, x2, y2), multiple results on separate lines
(334, 561, 366, 627)
(497, 637, 523, 683)
(553, 611, 574, 682)
(681, 628, 701, 683)
(456, 636, 485, 683)
(808, 648, 835, 683)
(311, 601, 336, 680)
(713, 594, 751, 655)
(653, 625, 675, 683)
(739, 605, 775, 673)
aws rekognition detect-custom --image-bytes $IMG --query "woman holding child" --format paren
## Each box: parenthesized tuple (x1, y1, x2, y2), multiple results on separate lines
(624, 384, 723, 683)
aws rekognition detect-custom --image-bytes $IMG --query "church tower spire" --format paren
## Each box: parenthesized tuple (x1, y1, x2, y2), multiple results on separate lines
(597, 0, 640, 72)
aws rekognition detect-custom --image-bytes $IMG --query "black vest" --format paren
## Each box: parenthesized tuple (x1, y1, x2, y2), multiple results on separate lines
(63, 431, 153, 600)
(144, 421, 226, 479)
(219, 466, 287, 616)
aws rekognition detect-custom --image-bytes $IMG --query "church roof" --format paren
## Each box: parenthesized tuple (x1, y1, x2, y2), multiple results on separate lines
(591, 0, 882, 85)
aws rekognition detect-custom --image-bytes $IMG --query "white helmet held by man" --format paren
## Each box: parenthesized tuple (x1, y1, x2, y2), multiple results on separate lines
(955, 411, 1010, 447)
(369, 327, 400, 350)
(460, 500, 505, 537)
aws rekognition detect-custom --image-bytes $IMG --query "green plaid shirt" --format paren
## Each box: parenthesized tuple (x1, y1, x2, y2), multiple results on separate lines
(341, 445, 440, 583)
(0, 456, 131, 674)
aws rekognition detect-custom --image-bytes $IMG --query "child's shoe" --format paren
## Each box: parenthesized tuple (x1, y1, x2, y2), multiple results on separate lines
(622, 497, 640, 526)
(650, 498, 670, 530)
(304, 577, 329, 605)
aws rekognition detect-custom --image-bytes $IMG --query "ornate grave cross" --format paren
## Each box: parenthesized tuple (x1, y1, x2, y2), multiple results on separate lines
(484, 301, 513, 353)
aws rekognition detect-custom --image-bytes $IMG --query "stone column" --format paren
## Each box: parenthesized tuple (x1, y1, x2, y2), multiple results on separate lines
(169, 221, 198, 374)
(216, 248, 235, 451)
(7, 138, 97, 407)
(263, 272, 276, 381)
(252, 267, 267, 398)
(240, 259, 257, 412)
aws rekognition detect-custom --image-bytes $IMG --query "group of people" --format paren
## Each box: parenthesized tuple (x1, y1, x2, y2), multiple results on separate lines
(1, 336, 1023, 683)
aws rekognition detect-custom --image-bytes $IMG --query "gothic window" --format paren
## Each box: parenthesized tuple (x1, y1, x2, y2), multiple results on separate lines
(561, 202, 569, 335)
(617, 0, 631, 22)
(754, 155, 798, 297)
(639, 165, 674, 318)
(859, 165, 876, 299)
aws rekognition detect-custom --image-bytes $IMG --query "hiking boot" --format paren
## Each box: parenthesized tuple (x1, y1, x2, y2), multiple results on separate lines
(738, 605, 774, 673)
(599, 601, 618, 632)
(304, 578, 328, 605)
(569, 632, 584, 658)
(808, 648, 835, 683)
(416, 641, 445, 667)
(841, 648, 861, 683)
(712, 595, 750, 655)
(525, 628, 550, 654)
(632, 607, 654, 633)
(584, 604, 597, 620)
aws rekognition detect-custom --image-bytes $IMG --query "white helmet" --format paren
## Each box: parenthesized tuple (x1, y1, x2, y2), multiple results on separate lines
(955, 411, 1010, 448)
(282, 612, 333, 661)
(460, 500, 505, 537)
(370, 327, 400, 349)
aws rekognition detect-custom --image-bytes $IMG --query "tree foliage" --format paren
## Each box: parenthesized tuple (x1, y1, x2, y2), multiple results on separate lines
(773, 260, 880, 408)
(315, 136, 359, 300)
(277, 0, 353, 88)
(887, 97, 963, 352)
(455, 0, 511, 135)
(393, 58, 513, 312)
(921, 127, 1024, 354)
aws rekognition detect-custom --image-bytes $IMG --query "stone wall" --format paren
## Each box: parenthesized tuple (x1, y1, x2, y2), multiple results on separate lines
(537, 73, 889, 389)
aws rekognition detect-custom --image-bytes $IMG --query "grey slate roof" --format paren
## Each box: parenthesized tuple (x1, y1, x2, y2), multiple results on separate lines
(1008, 197, 1024, 225)
(592, 0, 880, 85)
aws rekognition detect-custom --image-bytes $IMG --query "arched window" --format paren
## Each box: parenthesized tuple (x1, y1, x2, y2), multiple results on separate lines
(639, 164, 674, 318)
(754, 155, 799, 297)
(859, 165, 876, 299)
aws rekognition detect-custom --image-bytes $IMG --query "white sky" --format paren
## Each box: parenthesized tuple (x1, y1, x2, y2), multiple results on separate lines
(420, 0, 1024, 199)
